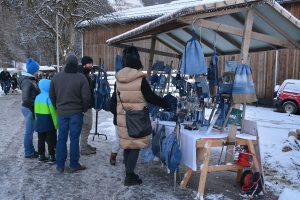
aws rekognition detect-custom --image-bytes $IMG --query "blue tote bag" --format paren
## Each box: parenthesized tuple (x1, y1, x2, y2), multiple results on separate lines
(232, 64, 257, 104)
(180, 30, 207, 75)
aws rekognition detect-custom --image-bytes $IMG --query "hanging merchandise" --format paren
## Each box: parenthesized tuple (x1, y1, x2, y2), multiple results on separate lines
(225, 60, 240, 72)
(152, 61, 165, 71)
(162, 133, 182, 173)
(207, 48, 219, 86)
(163, 93, 178, 112)
(140, 145, 155, 162)
(152, 125, 167, 163)
(115, 55, 122, 72)
(94, 64, 111, 111)
(158, 74, 167, 89)
(232, 64, 257, 104)
(214, 97, 231, 128)
(180, 29, 207, 75)
(195, 75, 210, 98)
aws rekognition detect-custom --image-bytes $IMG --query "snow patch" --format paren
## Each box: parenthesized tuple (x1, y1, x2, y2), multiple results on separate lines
(279, 188, 300, 200)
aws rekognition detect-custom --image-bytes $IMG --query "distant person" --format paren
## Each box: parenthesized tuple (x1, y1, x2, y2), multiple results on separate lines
(11, 73, 18, 93)
(34, 79, 57, 164)
(112, 46, 169, 186)
(0, 68, 12, 95)
(50, 54, 91, 173)
(18, 58, 40, 158)
(78, 56, 96, 155)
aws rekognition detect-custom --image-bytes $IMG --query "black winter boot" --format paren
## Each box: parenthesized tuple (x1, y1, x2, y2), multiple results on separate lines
(124, 173, 142, 186)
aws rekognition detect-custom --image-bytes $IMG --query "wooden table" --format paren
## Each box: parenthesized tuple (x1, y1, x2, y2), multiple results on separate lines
(180, 136, 258, 200)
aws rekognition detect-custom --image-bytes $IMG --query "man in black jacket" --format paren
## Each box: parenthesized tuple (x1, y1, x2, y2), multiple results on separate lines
(19, 58, 40, 158)
(78, 56, 96, 155)
(0, 68, 12, 95)
(50, 54, 91, 173)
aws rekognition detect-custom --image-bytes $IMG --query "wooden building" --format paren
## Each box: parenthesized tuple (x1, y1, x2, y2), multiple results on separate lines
(77, 0, 300, 101)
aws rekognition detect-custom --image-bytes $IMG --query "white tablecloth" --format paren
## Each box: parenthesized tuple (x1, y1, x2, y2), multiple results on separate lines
(155, 121, 228, 171)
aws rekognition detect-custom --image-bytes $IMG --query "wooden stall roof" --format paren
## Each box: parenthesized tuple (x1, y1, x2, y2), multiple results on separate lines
(106, 0, 300, 57)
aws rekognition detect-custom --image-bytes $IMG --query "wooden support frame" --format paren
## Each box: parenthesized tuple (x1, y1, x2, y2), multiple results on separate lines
(253, 8, 300, 49)
(180, 137, 259, 199)
(156, 37, 182, 55)
(181, 18, 291, 48)
(182, 27, 224, 54)
(148, 36, 157, 75)
(110, 43, 180, 59)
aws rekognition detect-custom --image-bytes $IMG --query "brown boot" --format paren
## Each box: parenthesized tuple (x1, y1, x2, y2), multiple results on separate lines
(110, 153, 117, 165)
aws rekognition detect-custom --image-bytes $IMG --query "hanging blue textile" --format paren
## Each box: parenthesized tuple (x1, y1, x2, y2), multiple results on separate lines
(115, 55, 122, 72)
(232, 64, 257, 104)
(180, 29, 207, 75)
(207, 48, 219, 86)
(94, 64, 111, 111)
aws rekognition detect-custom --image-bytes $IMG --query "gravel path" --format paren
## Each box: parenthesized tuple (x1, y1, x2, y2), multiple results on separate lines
(0, 94, 277, 200)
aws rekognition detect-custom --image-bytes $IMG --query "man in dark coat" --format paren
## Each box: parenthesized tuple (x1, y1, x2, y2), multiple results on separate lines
(18, 58, 40, 158)
(0, 68, 12, 95)
(78, 56, 96, 155)
(50, 54, 91, 173)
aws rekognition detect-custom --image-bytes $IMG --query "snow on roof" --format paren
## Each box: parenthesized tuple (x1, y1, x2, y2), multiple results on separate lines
(77, 0, 222, 28)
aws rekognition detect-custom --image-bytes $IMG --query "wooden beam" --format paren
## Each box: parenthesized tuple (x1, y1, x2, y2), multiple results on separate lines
(156, 37, 182, 55)
(182, 27, 224, 54)
(179, 7, 249, 22)
(230, 13, 277, 49)
(216, 31, 241, 49)
(121, 35, 153, 44)
(241, 9, 254, 62)
(253, 9, 300, 49)
(190, 19, 291, 48)
(148, 37, 156, 75)
(166, 32, 186, 46)
(111, 43, 180, 58)
(208, 164, 244, 172)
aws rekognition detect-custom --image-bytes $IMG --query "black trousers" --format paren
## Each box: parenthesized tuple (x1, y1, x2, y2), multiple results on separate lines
(123, 149, 140, 174)
(38, 130, 57, 156)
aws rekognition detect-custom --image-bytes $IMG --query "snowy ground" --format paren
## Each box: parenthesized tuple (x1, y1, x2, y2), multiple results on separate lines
(0, 91, 299, 200)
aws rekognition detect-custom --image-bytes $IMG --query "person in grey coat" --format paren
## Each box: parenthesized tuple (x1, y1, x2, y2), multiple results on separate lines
(50, 54, 91, 173)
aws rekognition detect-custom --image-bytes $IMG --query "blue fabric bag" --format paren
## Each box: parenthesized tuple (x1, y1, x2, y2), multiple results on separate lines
(162, 133, 181, 172)
(152, 126, 166, 163)
(232, 64, 257, 103)
(115, 55, 122, 72)
(180, 30, 207, 75)
(94, 66, 111, 111)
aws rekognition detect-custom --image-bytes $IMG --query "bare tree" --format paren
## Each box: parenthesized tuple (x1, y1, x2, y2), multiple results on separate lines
(0, 0, 113, 65)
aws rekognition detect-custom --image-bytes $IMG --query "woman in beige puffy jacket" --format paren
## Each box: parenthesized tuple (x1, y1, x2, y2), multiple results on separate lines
(111, 46, 169, 186)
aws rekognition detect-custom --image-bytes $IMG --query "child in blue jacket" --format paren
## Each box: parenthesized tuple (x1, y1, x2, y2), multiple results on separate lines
(34, 79, 57, 163)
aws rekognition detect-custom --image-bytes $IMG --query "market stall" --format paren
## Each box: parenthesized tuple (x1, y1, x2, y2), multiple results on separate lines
(106, 0, 300, 199)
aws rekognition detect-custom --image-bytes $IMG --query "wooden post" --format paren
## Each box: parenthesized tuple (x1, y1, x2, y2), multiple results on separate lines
(147, 36, 156, 76)
(225, 9, 253, 163)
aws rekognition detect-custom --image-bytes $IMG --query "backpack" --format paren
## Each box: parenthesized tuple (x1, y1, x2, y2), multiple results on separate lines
(162, 133, 181, 172)
(94, 67, 111, 111)
(152, 126, 166, 162)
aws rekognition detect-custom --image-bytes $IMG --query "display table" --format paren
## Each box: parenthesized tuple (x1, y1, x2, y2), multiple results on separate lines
(154, 120, 259, 199)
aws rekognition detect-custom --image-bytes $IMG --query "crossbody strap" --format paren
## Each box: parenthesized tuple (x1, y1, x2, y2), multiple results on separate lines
(116, 89, 126, 111)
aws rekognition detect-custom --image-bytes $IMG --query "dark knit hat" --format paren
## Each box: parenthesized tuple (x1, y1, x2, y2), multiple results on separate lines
(81, 56, 93, 66)
(26, 58, 40, 75)
(121, 46, 143, 70)
(65, 54, 78, 73)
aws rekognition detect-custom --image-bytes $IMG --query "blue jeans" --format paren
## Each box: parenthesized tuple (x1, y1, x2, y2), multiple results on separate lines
(56, 113, 83, 169)
(3, 80, 11, 94)
(21, 106, 36, 157)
